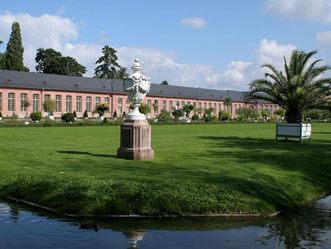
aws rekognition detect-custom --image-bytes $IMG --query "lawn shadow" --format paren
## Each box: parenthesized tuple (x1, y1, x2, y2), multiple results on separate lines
(57, 150, 117, 158)
(195, 135, 331, 210)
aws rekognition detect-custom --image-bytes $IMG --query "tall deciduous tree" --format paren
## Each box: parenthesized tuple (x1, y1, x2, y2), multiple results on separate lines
(3, 22, 25, 71)
(248, 50, 331, 123)
(35, 48, 86, 76)
(94, 45, 123, 79)
(0, 40, 4, 69)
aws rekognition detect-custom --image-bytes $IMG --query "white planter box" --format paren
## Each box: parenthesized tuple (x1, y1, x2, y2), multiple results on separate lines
(276, 123, 311, 142)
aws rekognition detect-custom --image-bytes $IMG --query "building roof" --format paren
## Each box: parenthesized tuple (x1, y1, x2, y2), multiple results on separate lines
(0, 69, 267, 103)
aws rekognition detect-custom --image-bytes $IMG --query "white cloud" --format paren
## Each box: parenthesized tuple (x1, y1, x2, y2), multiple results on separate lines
(0, 12, 299, 91)
(256, 38, 296, 70)
(317, 31, 331, 46)
(181, 17, 207, 29)
(265, 0, 331, 23)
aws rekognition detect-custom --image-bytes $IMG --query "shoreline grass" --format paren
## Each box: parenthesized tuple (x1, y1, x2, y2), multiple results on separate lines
(0, 123, 330, 216)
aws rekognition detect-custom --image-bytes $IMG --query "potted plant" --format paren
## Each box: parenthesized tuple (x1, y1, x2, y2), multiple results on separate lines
(43, 99, 56, 120)
(248, 50, 330, 142)
(0, 112, 2, 121)
(61, 112, 75, 124)
(22, 99, 30, 124)
(73, 110, 77, 121)
(95, 103, 109, 121)
(30, 112, 42, 123)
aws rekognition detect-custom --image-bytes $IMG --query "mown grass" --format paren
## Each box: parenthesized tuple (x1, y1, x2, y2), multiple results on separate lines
(0, 123, 330, 216)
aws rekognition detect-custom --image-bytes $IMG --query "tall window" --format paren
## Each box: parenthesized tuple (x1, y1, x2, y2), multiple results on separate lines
(86, 96, 92, 112)
(126, 98, 130, 113)
(76, 96, 82, 112)
(118, 98, 123, 114)
(55, 95, 62, 112)
(33, 94, 39, 112)
(176, 101, 180, 109)
(104, 97, 110, 104)
(0, 92, 2, 111)
(20, 93, 28, 112)
(44, 94, 51, 101)
(66, 96, 72, 113)
(169, 101, 173, 110)
(181, 101, 185, 107)
(95, 96, 101, 108)
(162, 100, 167, 110)
(8, 93, 15, 112)
(147, 99, 152, 106)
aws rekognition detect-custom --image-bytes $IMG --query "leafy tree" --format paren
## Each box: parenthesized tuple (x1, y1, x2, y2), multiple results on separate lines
(248, 50, 331, 123)
(172, 109, 184, 120)
(95, 103, 109, 116)
(160, 80, 169, 85)
(3, 22, 25, 71)
(236, 107, 259, 121)
(139, 102, 151, 115)
(260, 109, 272, 119)
(204, 107, 216, 122)
(30, 112, 42, 122)
(157, 109, 172, 123)
(274, 108, 286, 118)
(35, 48, 86, 76)
(43, 99, 56, 115)
(183, 104, 194, 117)
(94, 45, 122, 79)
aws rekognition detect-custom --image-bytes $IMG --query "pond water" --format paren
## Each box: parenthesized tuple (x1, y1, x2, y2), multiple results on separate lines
(0, 196, 330, 249)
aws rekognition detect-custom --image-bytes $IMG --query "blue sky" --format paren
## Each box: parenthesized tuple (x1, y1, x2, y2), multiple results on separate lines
(1, 0, 331, 90)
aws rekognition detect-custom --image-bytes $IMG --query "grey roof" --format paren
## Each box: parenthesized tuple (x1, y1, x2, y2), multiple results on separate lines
(0, 69, 257, 102)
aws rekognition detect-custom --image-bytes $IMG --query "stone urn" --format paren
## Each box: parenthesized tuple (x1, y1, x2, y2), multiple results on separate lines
(117, 58, 154, 160)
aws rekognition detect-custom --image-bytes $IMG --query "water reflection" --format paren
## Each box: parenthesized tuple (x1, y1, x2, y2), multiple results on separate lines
(0, 196, 330, 249)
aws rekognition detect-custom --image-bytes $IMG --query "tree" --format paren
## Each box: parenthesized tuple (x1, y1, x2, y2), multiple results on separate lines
(95, 103, 109, 117)
(160, 80, 169, 85)
(43, 99, 56, 115)
(3, 22, 25, 71)
(158, 109, 172, 123)
(172, 109, 184, 121)
(114, 66, 129, 79)
(224, 97, 232, 113)
(35, 48, 86, 76)
(183, 104, 194, 117)
(94, 45, 122, 79)
(0, 40, 4, 69)
(139, 102, 151, 115)
(236, 107, 259, 121)
(248, 50, 331, 123)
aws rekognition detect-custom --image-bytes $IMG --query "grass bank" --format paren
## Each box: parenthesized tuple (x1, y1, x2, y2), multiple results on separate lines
(0, 123, 330, 216)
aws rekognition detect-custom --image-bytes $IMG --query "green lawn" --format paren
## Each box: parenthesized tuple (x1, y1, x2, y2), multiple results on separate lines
(0, 123, 330, 216)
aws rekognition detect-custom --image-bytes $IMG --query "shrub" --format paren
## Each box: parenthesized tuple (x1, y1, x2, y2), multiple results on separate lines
(30, 112, 42, 122)
(183, 104, 194, 117)
(0, 112, 2, 118)
(7, 113, 18, 125)
(236, 107, 259, 121)
(102, 117, 108, 124)
(61, 112, 75, 123)
(172, 109, 184, 121)
(113, 111, 117, 118)
(158, 109, 172, 123)
(73, 111, 77, 118)
(191, 113, 199, 121)
(274, 108, 286, 118)
(219, 111, 230, 121)
(83, 110, 88, 119)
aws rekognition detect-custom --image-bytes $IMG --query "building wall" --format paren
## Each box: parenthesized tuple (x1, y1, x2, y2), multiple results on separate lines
(0, 87, 279, 119)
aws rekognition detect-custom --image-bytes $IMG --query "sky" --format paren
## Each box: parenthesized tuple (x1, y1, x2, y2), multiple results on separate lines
(1, 0, 331, 90)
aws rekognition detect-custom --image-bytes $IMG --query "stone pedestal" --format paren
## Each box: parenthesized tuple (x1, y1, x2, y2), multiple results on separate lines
(117, 120, 154, 160)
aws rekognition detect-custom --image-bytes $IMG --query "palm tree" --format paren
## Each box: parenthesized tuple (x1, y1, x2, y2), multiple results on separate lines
(224, 97, 232, 113)
(248, 50, 331, 123)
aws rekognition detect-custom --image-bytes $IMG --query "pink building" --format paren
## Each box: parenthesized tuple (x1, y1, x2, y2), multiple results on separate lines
(0, 69, 278, 119)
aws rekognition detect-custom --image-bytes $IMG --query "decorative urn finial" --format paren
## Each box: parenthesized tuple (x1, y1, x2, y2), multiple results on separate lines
(124, 58, 151, 120)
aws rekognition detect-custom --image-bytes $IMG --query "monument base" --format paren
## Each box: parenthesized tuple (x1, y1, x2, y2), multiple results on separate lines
(117, 120, 154, 160)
